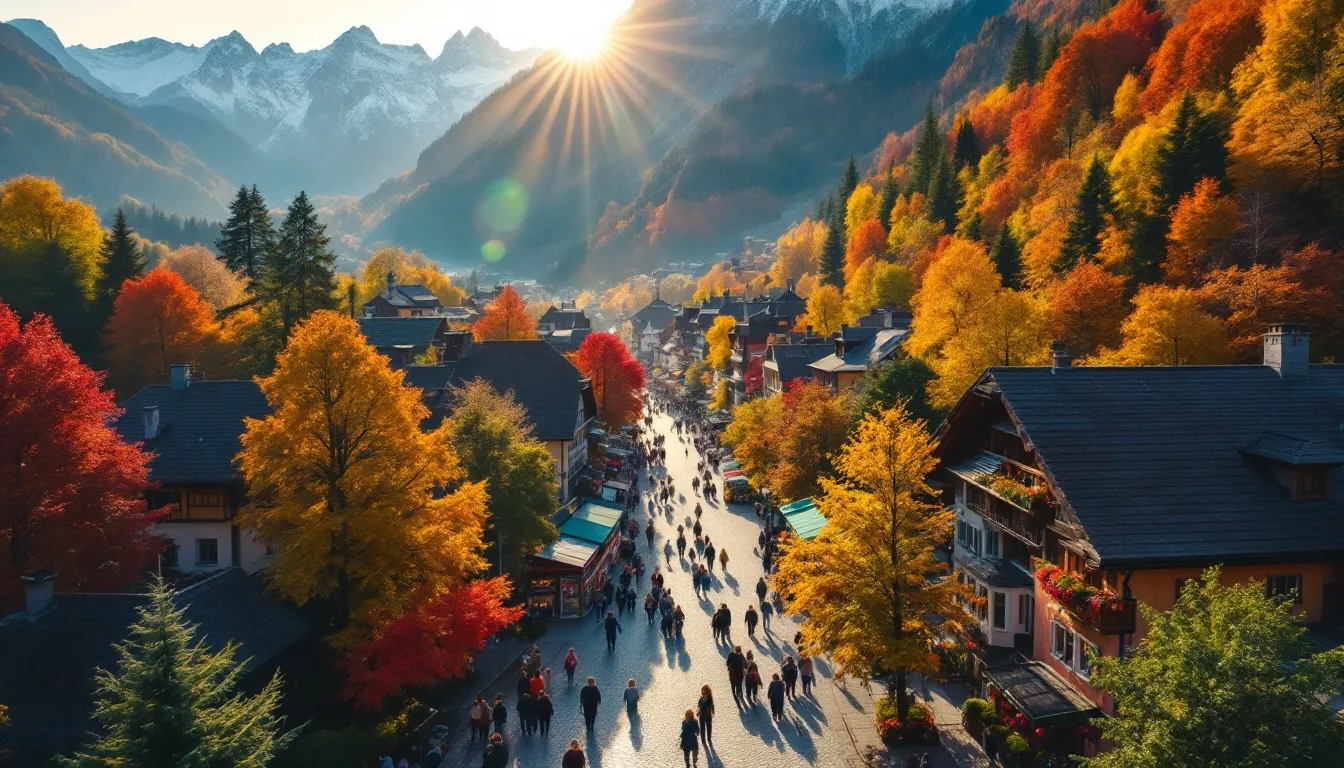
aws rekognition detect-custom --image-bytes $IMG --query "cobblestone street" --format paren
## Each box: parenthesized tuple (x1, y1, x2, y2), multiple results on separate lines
(440, 410, 883, 767)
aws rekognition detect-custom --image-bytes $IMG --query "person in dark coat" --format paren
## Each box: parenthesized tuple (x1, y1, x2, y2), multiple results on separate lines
(519, 691, 535, 735)
(604, 611, 623, 650)
(712, 604, 732, 643)
(516, 671, 530, 701)
(782, 656, 799, 699)
(580, 677, 602, 731)
(744, 605, 758, 638)
(679, 709, 700, 767)
(726, 646, 746, 703)
(491, 695, 508, 734)
(767, 674, 786, 721)
(562, 740, 586, 768)
(481, 733, 508, 768)
(744, 651, 762, 704)
(756, 576, 768, 603)
(537, 691, 554, 736)
(697, 685, 715, 747)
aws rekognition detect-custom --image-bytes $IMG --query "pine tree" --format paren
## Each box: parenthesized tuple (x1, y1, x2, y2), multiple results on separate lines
(57, 578, 294, 767)
(908, 106, 944, 198)
(953, 119, 980, 171)
(266, 191, 337, 331)
(216, 185, 276, 282)
(928, 154, 962, 234)
(840, 156, 861, 208)
(820, 206, 846, 289)
(94, 209, 144, 323)
(1126, 210, 1170, 286)
(1153, 92, 1230, 211)
(877, 169, 901, 231)
(1005, 21, 1040, 89)
(1059, 155, 1116, 270)
(991, 223, 1023, 289)
(38, 241, 95, 358)
(1038, 25, 1063, 79)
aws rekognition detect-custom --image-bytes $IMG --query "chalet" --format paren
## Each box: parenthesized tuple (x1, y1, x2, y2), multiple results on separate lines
(808, 326, 907, 391)
(358, 316, 448, 367)
(362, 272, 445, 317)
(934, 326, 1344, 757)
(762, 337, 833, 396)
(631, 293, 679, 335)
(538, 302, 592, 333)
(114, 366, 271, 575)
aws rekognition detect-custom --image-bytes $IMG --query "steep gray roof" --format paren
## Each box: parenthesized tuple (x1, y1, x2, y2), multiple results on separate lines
(809, 328, 908, 373)
(358, 316, 444, 349)
(765, 343, 833, 385)
(446, 341, 592, 441)
(115, 381, 268, 485)
(633, 300, 678, 332)
(539, 306, 592, 330)
(987, 365, 1344, 568)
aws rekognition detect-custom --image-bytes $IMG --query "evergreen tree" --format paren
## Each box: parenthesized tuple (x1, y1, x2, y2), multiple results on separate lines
(1126, 210, 1170, 286)
(927, 155, 962, 234)
(1038, 26, 1064, 79)
(953, 119, 981, 171)
(960, 211, 984, 243)
(38, 241, 94, 358)
(991, 223, 1023, 289)
(94, 208, 144, 323)
(839, 155, 861, 208)
(1153, 92, 1230, 211)
(820, 206, 846, 288)
(1005, 21, 1041, 89)
(58, 578, 294, 767)
(215, 185, 275, 282)
(877, 169, 901, 231)
(1059, 155, 1116, 269)
(908, 105, 944, 197)
(266, 191, 337, 331)
(818, 192, 835, 224)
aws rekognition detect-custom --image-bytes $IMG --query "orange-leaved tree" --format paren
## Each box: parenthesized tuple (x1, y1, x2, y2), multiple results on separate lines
(473, 284, 537, 340)
(104, 268, 223, 396)
(575, 331, 645, 426)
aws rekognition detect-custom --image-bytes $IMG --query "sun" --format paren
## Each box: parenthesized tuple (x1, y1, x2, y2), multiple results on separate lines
(555, 20, 612, 61)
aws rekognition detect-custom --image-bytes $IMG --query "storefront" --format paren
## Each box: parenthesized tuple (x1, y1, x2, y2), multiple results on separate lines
(528, 499, 625, 618)
(981, 660, 1103, 763)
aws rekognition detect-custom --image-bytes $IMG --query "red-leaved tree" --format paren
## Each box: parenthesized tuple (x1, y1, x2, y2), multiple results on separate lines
(343, 577, 524, 711)
(0, 303, 161, 605)
(472, 285, 538, 341)
(575, 331, 646, 426)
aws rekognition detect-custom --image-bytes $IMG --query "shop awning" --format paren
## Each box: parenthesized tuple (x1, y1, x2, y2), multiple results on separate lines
(782, 502, 828, 542)
(604, 447, 632, 459)
(778, 497, 816, 515)
(983, 661, 1102, 728)
(724, 469, 746, 478)
(722, 460, 742, 471)
(535, 535, 600, 568)
(557, 500, 624, 545)
(724, 476, 751, 486)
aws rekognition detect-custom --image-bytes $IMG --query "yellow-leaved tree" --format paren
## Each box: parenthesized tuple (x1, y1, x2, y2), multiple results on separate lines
(804, 283, 850, 336)
(907, 237, 1001, 358)
(928, 290, 1051, 409)
(238, 311, 488, 645)
(705, 315, 736, 371)
(1095, 284, 1230, 365)
(774, 404, 972, 720)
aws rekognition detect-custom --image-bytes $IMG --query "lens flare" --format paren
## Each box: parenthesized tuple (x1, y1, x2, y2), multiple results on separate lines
(481, 239, 507, 263)
(477, 179, 529, 234)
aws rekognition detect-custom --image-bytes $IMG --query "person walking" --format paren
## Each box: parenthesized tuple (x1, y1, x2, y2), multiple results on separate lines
(530, 670, 545, 697)
(562, 740, 586, 768)
(691, 567, 702, 598)
(704, 540, 716, 572)
(469, 697, 489, 743)
(799, 654, 814, 695)
(604, 611, 623, 650)
(726, 645, 746, 704)
(679, 710, 700, 768)
(744, 652, 762, 705)
(760, 599, 773, 633)
(519, 691, 535, 735)
(714, 604, 732, 643)
(544, 667, 553, 692)
(481, 733, 508, 768)
(491, 695, 507, 735)
(537, 691, 554, 736)
(564, 649, 578, 686)
(697, 685, 715, 748)
(744, 604, 758, 638)
(677, 529, 687, 558)
(767, 674, 786, 721)
(782, 656, 799, 699)
(516, 671, 531, 702)
(623, 679, 640, 717)
(719, 548, 728, 573)
(580, 677, 602, 732)
(645, 519, 655, 548)
(645, 592, 657, 623)
(756, 576, 767, 603)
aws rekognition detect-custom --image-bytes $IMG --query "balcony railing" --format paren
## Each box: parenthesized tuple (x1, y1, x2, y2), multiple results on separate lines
(1036, 563, 1137, 635)
(1091, 598, 1137, 634)
(969, 498, 1044, 548)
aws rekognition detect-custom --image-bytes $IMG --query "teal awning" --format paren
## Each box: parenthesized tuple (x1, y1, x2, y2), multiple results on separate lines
(722, 460, 742, 471)
(782, 500, 827, 542)
(779, 498, 817, 515)
(557, 500, 624, 545)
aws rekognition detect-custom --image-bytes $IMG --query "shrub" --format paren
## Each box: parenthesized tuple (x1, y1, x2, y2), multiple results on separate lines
(875, 696, 899, 723)
(962, 697, 995, 724)
(1005, 732, 1030, 755)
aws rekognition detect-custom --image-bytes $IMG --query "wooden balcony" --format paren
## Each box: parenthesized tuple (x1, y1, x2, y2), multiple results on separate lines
(1090, 598, 1137, 635)
(969, 498, 1044, 549)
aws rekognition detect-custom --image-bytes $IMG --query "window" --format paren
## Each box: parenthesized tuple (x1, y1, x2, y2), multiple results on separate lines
(977, 585, 989, 621)
(1051, 620, 1068, 660)
(992, 592, 1007, 630)
(956, 519, 982, 557)
(1018, 594, 1034, 631)
(163, 542, 180, 568)
(195, 538, 219, 566)
(1078, 639, 1098, 679)
(1063, 629, 1075, 666)
(1266, 574, 1303, 605)
(985, 530, 1001, 559)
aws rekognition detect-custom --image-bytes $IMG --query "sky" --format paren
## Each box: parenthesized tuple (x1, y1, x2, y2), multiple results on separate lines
(4, 0, 636, 54)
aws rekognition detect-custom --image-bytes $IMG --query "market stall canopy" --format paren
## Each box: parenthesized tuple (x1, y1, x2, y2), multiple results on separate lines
(781, 499, 828, 541)
(983, 661, 1102, 728)
(724, 476, 751, 486)
(722, 460, 742, 471)
(557, 500, 624, 545)
(724, 469, 746, 478)
(535, 535, 601, 568)
(778, 498, 816, 515)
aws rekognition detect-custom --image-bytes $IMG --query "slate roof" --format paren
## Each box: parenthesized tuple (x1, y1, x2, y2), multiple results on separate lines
(957, 553, 1036, 588)
(401, 364, 456, 394)
(986, 365, 1344, 568)
(365, 284, 442, 310)
(0, 568, 308, 765)
(1244, 432, 1344, 465)
(447, 341, 592, 441)
(115, 381, 268, 485)
(983, 661, 1100, 727)
(544, 328, 591, 353)
(765, 343, 834, 385)
(809, 328, 908, 373)
(633, 299, 678, 332)
(358, 316, 444, 349)
(539, 306, 592, 330)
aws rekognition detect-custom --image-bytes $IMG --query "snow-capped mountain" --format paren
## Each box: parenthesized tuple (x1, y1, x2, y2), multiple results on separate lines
(9, 21, 540, 195)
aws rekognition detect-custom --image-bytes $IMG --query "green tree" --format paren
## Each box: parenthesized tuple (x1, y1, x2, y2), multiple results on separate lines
(908, 105, 944, 197)
(446, 380, 559, 579)
(1153, 92, 1230, 211)
(840, 155, 861, 208)
(856, 356, 941, 426)
(1038, 25, 1064, 79)
(928, 154, 962, 234)
(94, 209, 144, 324)
(820, 205, 847, 288)
(953, 119, 980, 171)
(1081, 568, 1344, 768)
(991, 223, 1023, 289)
(1005, 20, 1040, 89)
(58, 578, 295, 767)
(264, 191, 336, 332)
(1059, 155, 1116, 269)
(38, 241, 95, 358)
(877, 169, 901, 233)
(215, 185, 275, 282)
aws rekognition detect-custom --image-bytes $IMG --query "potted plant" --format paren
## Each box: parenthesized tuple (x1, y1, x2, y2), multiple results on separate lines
(961, 697, 995, 740)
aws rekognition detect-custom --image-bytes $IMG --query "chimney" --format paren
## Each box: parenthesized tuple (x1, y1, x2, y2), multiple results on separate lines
(170, 364, 192, 391)
(786, 278, 795, 292)
(386, 270, 397, 298)
(21, 571, 56, 619)
(1264, 323, 1310, 378)
(142, 405, 160, 440)
(1051, 341, 1072, 373)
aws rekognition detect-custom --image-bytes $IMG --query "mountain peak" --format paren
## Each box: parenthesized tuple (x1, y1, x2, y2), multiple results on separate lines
(335, 25, 379, 46)
(262, 41, 295, 57)
(438, 26, 507, 61)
